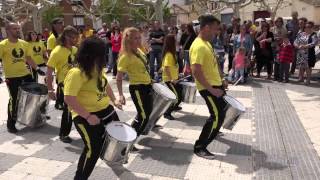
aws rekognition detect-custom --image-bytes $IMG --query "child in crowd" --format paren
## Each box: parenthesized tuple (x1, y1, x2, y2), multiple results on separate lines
(234, 47, 246, 83)
(278, 35, 294, 82)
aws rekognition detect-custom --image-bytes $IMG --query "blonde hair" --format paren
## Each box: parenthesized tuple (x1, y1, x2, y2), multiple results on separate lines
(120, 27, 141, 56)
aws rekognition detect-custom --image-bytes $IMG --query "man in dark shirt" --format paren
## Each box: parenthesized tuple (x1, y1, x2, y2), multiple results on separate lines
(286, 11, 299, 74)
(98, 23, 112, 71)
(149, 20, 165, 80)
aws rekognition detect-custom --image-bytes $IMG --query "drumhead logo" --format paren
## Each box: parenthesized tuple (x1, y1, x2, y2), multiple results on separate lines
(97, 75, 108, 101)
(33, 46, 42, 55)
(12, 48, 24, 63)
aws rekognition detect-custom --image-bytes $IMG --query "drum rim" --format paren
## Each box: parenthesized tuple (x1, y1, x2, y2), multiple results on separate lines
(223, 95, 246, 112)
(19, 82, 48, 96)
(179, 81, 196, 86)
(153, 83, 177, 100)
(106, 122, 137, 142)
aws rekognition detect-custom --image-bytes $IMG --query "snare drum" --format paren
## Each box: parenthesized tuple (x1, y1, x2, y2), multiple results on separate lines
(180, 82, 197, 103)
(16, 82, 48, 127)
(222, 95, 246, 130)
(100, 122, 137, 164)
(142, 83, 177, 135)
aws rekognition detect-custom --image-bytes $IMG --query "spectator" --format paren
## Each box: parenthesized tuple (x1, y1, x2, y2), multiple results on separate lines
(294, 21, 318, 85)
(110, 25, 122, 78)
(234, 46, 246, 83)
(212, 26, 226, 73)
(278, 34, 294, 83)
(271, 17, 288, 81)
(83, 24, 94, 38)
(233, 24, 253, 79)
(149, 20, 165, 80)
(227, 17, 241, 71)
(180, 23, 197, 77)
(140, 25, 150, 55)
(97, 23, 112, 69)
(255, 23, 274, 79)
(286, 12, 299, 74)
(42, 28, 49, 41)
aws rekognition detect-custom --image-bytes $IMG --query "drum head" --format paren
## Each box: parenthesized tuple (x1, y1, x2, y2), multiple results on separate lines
(153, 83, 176, 100)
(224, 95, 246, 112)
(106, 122, 137, 142)
(39, 66, 47, 74)
(179, 82, 196, 87)
(20, 82, 48, 95)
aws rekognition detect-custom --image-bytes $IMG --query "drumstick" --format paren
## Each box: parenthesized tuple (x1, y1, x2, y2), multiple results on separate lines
(177, 75, 192, 83)
(233, 76, 243, 86)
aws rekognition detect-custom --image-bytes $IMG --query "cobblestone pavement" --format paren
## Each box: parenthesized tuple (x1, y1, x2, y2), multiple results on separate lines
(0, 65, 319, 180)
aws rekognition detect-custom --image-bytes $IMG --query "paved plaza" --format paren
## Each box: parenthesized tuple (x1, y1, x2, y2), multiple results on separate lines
(0, 64, 319, 180)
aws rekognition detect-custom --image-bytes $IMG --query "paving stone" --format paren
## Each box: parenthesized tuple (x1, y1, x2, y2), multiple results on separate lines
(128, 146, 192, 179)
(0, 153, 26, 171)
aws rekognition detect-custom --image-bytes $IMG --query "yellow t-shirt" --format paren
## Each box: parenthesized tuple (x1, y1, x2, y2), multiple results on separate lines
(64, 68, 110, 118)
(190, 37, 222, 91)
(0, 39, 31, 78)
(117, 49, 151, 85)
(47, 33, 57, 51)
(162, 52, 178, 82)
(47, 45, 78, 83)
(84, 29, 93, 38)
(27, 41, 46, 65)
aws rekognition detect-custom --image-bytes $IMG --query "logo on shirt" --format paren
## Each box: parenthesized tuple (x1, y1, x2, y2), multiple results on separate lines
(97, 75, 108, 101)
(11, 48, 24, 63)
(33, 46, 42, 55)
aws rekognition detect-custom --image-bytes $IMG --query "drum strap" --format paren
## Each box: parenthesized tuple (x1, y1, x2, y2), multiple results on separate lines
(133, 51, 150, 74)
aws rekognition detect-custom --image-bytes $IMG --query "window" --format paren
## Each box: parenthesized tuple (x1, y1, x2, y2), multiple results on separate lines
(73, 16, 84, 26)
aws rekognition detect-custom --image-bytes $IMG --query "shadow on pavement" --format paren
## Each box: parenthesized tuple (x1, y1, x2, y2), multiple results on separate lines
(12, 123, 59, 145)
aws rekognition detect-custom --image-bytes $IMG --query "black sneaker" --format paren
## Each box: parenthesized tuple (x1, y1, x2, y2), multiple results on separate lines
(131, 145, 140, 152)
(164, 114, 175, 120)
(194, 148, 216, 160)
(60, 136, 72, 143)
(153, 124, 163, 129)
(173, 106, 182, 111)
(7, 126, 18, 134)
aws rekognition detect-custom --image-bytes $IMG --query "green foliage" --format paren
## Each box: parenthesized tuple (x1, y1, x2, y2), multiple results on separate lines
(99, 0, 128, 23)
(42, 6, 63, 25)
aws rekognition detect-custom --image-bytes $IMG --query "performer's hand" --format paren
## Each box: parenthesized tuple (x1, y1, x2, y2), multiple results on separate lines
(87, 115, 100, 125)
(48, 91, 56, 100)
(171, 80, 178, 84)
(119, 95, 126, 105)
(223, 79, 228, 90)
(113, 99, 123, 110)
(209, 88, 224, 98)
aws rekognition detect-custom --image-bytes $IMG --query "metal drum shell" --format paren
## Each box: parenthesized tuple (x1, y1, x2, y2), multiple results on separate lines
(222, 95, 246, 130)
(142, 83, 177, 135)
(100, 122, 137, 164)
(16, 83, 48, 128)
(180, 82, 197, 103)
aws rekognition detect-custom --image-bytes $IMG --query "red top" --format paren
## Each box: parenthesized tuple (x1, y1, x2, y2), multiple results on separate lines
(111, 33, 122, 52)
(234, 52, 246, 69)
(279, 43, 294, 63)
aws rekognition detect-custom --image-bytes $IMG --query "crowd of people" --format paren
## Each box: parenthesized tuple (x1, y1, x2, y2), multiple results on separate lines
(0, 12, 319, 180)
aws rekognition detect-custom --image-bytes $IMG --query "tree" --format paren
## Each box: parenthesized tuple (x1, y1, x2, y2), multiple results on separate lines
(42, 6, 63, 26)
(191, 0, 290, 20)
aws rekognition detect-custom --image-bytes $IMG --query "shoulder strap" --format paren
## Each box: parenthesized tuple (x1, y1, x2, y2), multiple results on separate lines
(132, 50, 150, 74)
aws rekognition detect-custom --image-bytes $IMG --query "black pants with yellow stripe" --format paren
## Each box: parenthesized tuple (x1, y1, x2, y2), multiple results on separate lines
(195, 87, 227, 150)
(164, 81, 182, 115)
(129, 84, 153, 136)
(58, 83, 73, 137)
(5, 74, 34, 129)
(74, 105, 119, 180)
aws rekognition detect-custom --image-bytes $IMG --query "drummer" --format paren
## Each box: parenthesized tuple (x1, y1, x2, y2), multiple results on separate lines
(190, 15, 228, 159)
(64, 37, 122, 180)
(161, 34, 183, 120)
(0, 22, 45, 133)
(116, 27, 153, 147)
(46, 26, 78, 143)
(26, 31, 48, 82)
